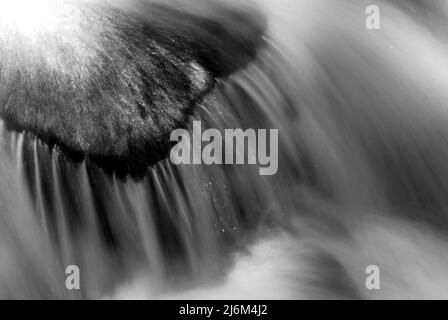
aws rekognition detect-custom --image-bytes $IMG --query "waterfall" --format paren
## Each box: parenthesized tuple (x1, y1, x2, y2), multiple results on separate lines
(2, 0, 448, 299)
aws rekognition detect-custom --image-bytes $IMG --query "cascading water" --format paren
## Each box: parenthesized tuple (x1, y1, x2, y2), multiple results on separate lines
(3, 0, 448, 300)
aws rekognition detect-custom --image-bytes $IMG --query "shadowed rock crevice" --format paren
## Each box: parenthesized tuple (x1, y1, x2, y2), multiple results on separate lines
(0, 0, 266, 176)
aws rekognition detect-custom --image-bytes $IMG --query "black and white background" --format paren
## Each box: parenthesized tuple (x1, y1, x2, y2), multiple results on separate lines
(0, 0, 448, 302)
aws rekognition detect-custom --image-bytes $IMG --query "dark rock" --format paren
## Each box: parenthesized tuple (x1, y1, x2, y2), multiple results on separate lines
(0, 0, 266, 176)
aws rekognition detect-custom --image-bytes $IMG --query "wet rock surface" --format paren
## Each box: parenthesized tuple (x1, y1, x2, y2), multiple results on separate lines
(0, 0, 266, 176)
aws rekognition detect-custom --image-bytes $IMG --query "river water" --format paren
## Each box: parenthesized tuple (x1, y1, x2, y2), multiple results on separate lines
(2, 0, 448, 299)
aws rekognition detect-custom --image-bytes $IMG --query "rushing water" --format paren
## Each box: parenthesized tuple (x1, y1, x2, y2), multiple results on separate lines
(3, 0, 448, 299)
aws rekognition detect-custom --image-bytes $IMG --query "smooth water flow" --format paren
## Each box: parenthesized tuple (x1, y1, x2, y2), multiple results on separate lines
(2, 0, 448, 299)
